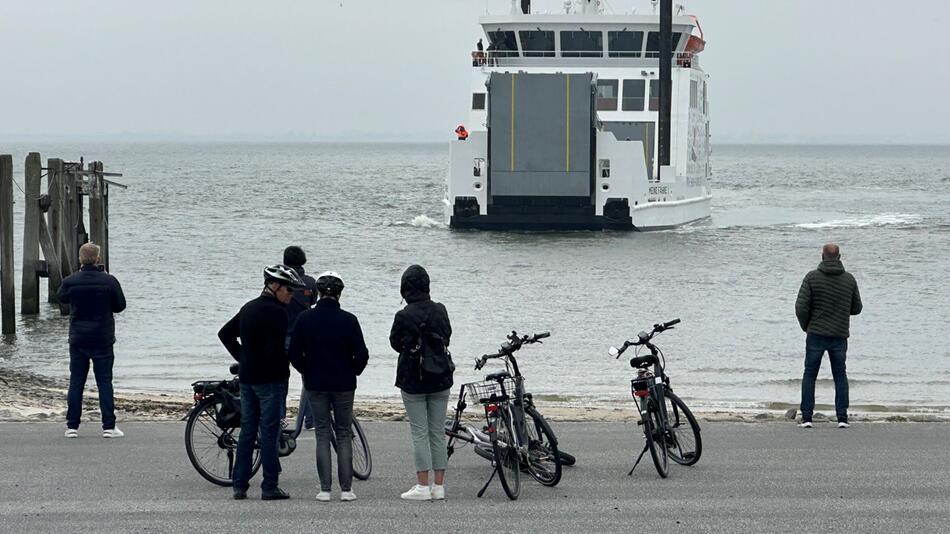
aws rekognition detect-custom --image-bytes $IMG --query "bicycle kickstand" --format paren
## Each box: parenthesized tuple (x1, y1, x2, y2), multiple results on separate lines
(627, 442, 650, 476)
(477, 465, 499, 498)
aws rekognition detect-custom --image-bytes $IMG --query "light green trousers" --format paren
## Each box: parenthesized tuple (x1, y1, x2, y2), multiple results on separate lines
(401, 388, 451, 472)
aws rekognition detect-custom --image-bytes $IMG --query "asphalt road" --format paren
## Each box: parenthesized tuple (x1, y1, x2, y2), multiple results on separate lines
(0, 421, 948, 533)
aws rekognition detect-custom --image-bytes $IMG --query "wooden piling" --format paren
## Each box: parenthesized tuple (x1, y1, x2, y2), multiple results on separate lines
(47, 158, 65, 302)
(63, 170, 78, 272)
(88, 162, 104, 250)
(38, 213, 66, 315)
(21, 152, 42, 315)
(0, 155, 15, 335)
(102, 182, 110, 272)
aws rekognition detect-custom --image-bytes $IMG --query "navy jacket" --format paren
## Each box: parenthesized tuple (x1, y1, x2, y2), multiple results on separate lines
(288, 298, 369, 392)
(218, 293, 291, 385)
(57, 265, 126, 348)
(286, 266, 318, 329)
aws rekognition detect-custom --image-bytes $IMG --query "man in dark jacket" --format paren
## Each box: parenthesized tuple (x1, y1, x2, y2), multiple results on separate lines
(219, 264, 303, 501)
(390, 265, 454, 500)
(282, 245, 318, 429)
(288, 271, 369, 502)
(58, 243, 126, 439)
(795, 244, 863, 428)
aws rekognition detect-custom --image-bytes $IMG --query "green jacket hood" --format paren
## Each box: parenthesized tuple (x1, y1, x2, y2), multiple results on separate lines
(818, 259, 845, 275)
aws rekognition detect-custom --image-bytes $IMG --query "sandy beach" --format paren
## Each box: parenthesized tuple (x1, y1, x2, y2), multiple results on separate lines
(3, 365, 946, 424)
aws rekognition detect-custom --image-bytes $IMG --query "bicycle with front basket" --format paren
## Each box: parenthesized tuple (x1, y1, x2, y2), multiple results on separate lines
(608, 318, 702, 478)
(445, 331, 574, 500)
(184, 363, 372, 486)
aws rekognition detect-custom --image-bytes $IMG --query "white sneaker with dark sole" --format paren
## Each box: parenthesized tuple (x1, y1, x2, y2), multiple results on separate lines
(340, 491, 357, 502)
(103, 428, 125, 438)
(400, 484, 432, 501)
(798, 421, 813, 429)
(315, 491, 331, 502)
(837, 422, 850, 429)
(431, 484, 445, 500)
(65, 429, 78, 438)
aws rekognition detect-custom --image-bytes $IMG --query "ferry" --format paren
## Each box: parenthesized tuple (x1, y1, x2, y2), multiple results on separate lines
(445, 0, 712, 230)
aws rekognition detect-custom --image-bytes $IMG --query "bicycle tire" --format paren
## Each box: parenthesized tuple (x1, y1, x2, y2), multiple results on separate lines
(473, 444, 494, 462)
(643, 397, 669, 478)
(523, 406, 562, 486)
(184, 397, 261, 486)
(330, 416, 373, 481)
(663, 391, 702, 466)
(492, 409, 521, 500)
(558, 450, 577, 466)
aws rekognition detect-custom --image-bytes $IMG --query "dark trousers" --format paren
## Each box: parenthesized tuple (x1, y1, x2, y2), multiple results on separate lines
(233, 382, 282, 493)
(307, 390, 354, 492)
(66, 345, 116, 430)
(800, 333, 849, 423)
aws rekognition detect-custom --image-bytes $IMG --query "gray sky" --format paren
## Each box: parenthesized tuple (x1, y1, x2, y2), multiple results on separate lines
(1, 0, 947, 143)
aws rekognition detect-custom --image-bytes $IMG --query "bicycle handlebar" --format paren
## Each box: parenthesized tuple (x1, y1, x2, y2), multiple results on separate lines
(610, 318, 681, 358)
(474, 330, 550, 370)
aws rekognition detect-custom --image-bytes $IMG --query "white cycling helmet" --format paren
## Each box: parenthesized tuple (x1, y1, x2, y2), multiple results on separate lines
(263, 264, 305, 287)
(315, 271, 345, 296)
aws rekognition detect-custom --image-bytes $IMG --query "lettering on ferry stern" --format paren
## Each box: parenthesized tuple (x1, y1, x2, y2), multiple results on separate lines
(649, 185, 671, 196)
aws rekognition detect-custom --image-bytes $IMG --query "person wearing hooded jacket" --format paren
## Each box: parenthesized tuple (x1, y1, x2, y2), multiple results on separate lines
(282, 245, 319, 429)
(390, 265, 453, 501)
(795, 243, 863, 429)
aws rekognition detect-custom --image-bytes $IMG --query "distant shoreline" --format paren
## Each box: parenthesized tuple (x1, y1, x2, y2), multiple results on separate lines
(2, 365, 946, 424)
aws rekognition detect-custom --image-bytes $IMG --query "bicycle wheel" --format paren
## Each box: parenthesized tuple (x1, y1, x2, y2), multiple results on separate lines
(523, 406, 562, 486)
(473, 444, 494, 462)
(184, 397, 261, 486)
(558, 450, 577, 466)
(492, 408, 521, 500)
(663, 391, 702, 466)
(643, 397, 669, 478)
(350, 418, 372, 480)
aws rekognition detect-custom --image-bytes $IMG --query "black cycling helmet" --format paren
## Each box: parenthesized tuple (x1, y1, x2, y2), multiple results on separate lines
(315, 271, 344, 296)
(263, 264, 305, 288)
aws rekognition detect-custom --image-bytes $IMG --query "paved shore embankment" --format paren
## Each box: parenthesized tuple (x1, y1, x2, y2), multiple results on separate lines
(1, 422, 948, 533)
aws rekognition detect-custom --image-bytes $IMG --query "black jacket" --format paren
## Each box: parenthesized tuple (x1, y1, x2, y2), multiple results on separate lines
(286, 266, 318, 329)
(57, 265, 126, 348)
(218, 293, 290, 385)
(288, 298, 369, 392)
(391, 265, 453, 394)
(795, 260, 863, 338)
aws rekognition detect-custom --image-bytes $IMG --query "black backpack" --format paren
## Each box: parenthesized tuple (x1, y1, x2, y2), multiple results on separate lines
(412, 322, 455, 381)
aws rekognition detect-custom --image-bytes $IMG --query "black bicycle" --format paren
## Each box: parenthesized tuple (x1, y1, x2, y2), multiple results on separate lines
(445, 331, 573, 500)
(184, 363, 372, 486)
(609, 319, 702, 478)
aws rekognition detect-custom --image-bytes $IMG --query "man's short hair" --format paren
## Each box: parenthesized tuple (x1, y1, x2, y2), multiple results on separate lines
(79, 243, 101, 265)
(822, 243, 840, 260)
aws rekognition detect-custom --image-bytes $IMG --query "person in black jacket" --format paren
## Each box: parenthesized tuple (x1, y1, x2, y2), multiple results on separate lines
(390, 265, 454, 501)
(282, 245, 319, 429)
(288, 271, 368, 502)
(58, 243, 126, 439)
(218, 264, 304, 501)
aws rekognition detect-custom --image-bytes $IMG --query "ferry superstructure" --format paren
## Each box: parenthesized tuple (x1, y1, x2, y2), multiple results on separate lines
(446, 0, 712, 230)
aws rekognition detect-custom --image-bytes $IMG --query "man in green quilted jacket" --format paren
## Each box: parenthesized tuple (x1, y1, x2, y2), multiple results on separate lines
(795, 243, 863, 428)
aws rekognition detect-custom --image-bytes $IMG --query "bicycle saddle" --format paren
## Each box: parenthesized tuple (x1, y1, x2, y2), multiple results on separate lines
(485, 371, 511, 382)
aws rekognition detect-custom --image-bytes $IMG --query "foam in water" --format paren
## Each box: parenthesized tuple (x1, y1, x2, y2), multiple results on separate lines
(387, 214, 445, 228)
(795, 213, 922, 229)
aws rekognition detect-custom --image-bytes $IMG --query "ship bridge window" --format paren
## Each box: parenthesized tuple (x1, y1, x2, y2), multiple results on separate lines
(488, 31, 519, 57)
(596, 79, 619, 111)
(645, 32, 683, 57)
(649, 79, 660, 111)
(472, 92, 486, 110)
(519, 30, 555, 57)
(561, 30, 603, 57)
(607, 30, 644, 58)
(622, 80, 645, 111)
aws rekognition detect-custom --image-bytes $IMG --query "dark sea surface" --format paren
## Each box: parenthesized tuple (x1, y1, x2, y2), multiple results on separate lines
(1, 142, 948, 413)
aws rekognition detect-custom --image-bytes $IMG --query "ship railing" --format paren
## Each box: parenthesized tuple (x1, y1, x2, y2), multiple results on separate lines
(470, 50, 697, 68)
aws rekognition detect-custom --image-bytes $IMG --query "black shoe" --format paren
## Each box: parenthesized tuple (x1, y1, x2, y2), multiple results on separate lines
(233, 490, 247, 500)
(262, 487, 290, 501)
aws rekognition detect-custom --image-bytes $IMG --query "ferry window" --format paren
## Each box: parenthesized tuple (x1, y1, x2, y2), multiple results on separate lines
(519, 30, 555, 57)
(488, 31, 518, 57)
(702, 82, 707, 113)
(645, 32, 683, 57)
(649, 79, 660, 111)
(596, 80, 619, 111)
(690, 80, 699, 109)
(622, 80, 645, 111)
(472, 92, 486, 110)
(561, 30, 603, 58)
(607, 31, 644, 58)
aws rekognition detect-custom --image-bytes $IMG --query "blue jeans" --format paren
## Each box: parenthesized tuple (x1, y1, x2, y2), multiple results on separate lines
(66, 346, 116, 430)
(800, 333, 849, 423)
(307, 390, 354, 492)
(233, 382, 282, 493)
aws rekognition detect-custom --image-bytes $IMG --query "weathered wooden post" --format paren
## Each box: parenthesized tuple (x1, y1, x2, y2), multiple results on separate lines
(21, 152, 42, 314)
(63, 168, 79, 272)
(47, 158, 65, 302)
(88, 161, 104, 249)
(102, 181, 110, 271)
(0, 155, 15, 335)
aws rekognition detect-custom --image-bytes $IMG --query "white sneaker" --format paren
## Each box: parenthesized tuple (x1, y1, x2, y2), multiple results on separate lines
(837, 422, 850, 429)
(431, 484, 445, 500)
(340, 491, 357, 502)
(103, 428, 125, 438)
(798, 421, 813, 429)
(315, 491, 331, 502)
(64, 428, 78, 438)
(400, 484, 432, 501)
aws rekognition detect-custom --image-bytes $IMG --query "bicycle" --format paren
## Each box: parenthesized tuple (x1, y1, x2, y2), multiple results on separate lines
(445, 331, 572, 500)
(184, 363, 372, 486)
(608, 318, 702, 478)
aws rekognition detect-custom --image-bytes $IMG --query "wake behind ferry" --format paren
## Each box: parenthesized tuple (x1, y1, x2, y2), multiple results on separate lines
(446, 0, 712, 231)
